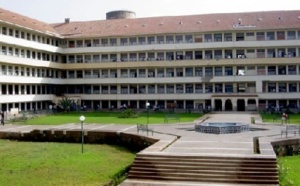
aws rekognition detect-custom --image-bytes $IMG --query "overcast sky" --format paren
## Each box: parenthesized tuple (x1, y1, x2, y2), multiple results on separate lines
(0, 0, 300, 23)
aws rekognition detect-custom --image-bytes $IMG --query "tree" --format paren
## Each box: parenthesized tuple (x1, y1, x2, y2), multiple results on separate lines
(57, 97, 73, 112)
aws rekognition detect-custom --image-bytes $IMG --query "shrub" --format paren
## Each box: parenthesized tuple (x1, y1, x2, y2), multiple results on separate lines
(118, 109, 137, 118)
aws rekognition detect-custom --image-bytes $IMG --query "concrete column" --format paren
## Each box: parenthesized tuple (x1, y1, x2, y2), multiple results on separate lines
(211, 98, 215, 111)
(256, 80, 263, 93)
(222, 98, 226, 111)
(245, 99, 248, 111)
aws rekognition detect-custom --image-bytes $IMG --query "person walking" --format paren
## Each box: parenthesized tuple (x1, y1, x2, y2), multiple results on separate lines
(0, 111, 4, 125)
(281, 112, 288, 124)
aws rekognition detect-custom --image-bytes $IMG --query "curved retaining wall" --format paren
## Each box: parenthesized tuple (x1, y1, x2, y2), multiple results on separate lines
(0, 130, 158, 152)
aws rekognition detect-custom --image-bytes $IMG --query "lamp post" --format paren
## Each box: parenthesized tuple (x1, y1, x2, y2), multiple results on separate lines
(146, 102, 150, 124)
(79, 115, 85, 153)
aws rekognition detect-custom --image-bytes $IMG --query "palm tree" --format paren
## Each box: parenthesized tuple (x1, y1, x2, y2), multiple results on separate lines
(57, 97, 73, 112)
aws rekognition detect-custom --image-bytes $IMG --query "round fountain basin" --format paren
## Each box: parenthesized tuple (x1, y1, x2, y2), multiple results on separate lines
(195, 122, 249, 134)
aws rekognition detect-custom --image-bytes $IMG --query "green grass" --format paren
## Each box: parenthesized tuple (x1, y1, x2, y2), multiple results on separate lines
(0, 140, 135, 186)
(278, 155, 300, 186)
(23, 111, 202, 125)
(260, 113, 300, 124)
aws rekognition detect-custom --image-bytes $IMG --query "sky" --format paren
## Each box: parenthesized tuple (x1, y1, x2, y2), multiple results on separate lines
(0, 0, 300, 23)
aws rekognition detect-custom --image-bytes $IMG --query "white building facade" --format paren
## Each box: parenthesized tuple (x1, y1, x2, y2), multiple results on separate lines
(0, 8, 300, 112)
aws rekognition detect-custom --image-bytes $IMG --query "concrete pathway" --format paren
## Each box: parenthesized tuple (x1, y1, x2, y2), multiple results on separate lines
(0, 112, 294, 186)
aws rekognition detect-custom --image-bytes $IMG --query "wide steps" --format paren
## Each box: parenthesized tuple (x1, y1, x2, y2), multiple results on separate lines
(127, 154, 279, 185)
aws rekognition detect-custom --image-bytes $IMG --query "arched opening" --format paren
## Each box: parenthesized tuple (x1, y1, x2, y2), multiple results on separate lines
(247, 99, 257, 111)
(214, 99, 222, 111)
(237, 99, 245, 111)
(225, 99, 233, 111)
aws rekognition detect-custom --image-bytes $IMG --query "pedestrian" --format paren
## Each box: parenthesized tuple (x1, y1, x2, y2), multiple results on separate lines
(281, 112, 288, 124)
(0, 111, 4, 125)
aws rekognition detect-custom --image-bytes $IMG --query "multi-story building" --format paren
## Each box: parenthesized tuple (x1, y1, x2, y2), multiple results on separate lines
(0, 8, 300, 112)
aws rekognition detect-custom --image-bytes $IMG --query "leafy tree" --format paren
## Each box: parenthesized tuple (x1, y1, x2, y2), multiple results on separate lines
(57, 97, 73, 112)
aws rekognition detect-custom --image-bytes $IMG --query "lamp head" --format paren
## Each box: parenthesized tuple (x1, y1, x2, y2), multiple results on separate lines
(146, 102, 150, 107)
(79, 115, 85, 122)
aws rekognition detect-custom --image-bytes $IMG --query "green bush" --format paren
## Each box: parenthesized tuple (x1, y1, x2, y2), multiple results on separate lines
(118, 109, 137, 118)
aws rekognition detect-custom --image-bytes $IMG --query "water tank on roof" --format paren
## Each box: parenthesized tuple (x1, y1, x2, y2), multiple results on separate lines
(106, 10, 136, 20)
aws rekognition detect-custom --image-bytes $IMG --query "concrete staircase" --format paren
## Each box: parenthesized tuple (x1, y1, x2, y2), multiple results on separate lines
(124, 153, 279, 185)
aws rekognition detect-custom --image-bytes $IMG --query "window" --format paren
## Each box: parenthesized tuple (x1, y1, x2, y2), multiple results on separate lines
(256, 32, 265, 40)
(176, 84, 183, 94)
(214, 50, 222, 59)
(214, 67, 223, 76)
(215, 83, 223, 93)
(277, 31, 285, 40)
(2, 27, 7, 35)
(236, 33, 244, 41)
(267, 66, 276, 75)
(195, 84, 203, 93)
(214, 33, 222, 42)
(185, 68, 193, 77)
(194, 34, 203, 43)
(257, 49, 265, 58)
(224, 33, 232, 41)
(266, 32, 275, 40)
(166, 85, 174, 93)
(175, 35, 183, 43)
(287, 31, 296, 40)
(205, 84, 213, 93)
(205, 67, 213, 76)
(101, 38, 108, 46)
(289, 83, 297, 92)
(157, 36, 164, 44)
(268, 83, 276, 92)
(185, 84, 194, 93)
(278, 66, 286, 75)
(110, 38, 117, 46)
(204, 34, 212, 42)
(148, 36, 155, 44)
(166, 35, 173, 44)
(195, 67, 202, 76)
(120, 38, 128, 46)
(185, 35, 193, 43)
(138, 37, 146, 45)
(92, 39, 99, 47)
(288, 65, 297, 75)
(278, 83, 286, 92)
(225, 67, 233, 76)
(129, 37, 137, 45)
(225, 84, 233, 93)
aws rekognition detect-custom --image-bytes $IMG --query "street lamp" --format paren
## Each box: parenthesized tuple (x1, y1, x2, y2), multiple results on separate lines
(146, 102, 150, 124)
(79, 115, 85, 153)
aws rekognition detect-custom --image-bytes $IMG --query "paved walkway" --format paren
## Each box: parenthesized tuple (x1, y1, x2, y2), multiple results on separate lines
(0, 112, 289, 157)
(0, 112, 294, 185)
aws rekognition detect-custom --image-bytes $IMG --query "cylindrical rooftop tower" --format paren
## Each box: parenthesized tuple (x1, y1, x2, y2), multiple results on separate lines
(106, 10, 136, 20)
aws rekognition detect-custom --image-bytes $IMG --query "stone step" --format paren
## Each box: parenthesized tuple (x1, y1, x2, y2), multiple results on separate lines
(127, 175, 279, 184)
(130, 167, 279, 176)
(136, 154, 277, 161)
(121, 179, 278, 186)
(127, 154, 279, 185)
(134, 158, 277, 165)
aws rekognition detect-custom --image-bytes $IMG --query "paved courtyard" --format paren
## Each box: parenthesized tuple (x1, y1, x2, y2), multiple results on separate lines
(0, 112, 288, 157)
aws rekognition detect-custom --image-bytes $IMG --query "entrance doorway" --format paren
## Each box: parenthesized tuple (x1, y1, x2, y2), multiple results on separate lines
(214, 99, 222, 111)
(237, 99, 245, 111)
(225, 99, 233, 111)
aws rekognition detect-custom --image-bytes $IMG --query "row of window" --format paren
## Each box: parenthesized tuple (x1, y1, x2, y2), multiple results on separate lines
(66, 47, 300, 63)
(65, 30, 300, 48)
(1, 41, 300, 64)
(265, 82, 300, 93)
(0, 25, 58, 47)
(0, 65, 61, 78)
(39, 83, 254, 94)
(1, 45, 59, 62)
(0, 84, 50, 95)
(1, 65, 300, 79)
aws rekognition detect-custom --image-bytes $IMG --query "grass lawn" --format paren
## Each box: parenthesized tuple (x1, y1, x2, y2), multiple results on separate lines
(260, 113, 300, 124)
(0, 140, 135, 186)
(24, 111, 202, 125)
(278, 155, 300, 186)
